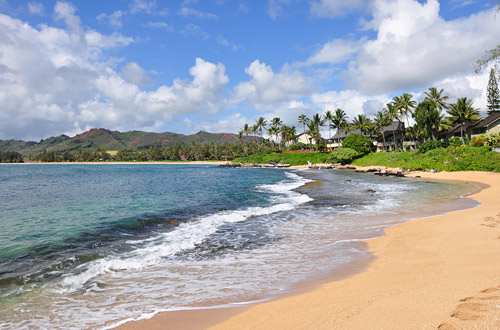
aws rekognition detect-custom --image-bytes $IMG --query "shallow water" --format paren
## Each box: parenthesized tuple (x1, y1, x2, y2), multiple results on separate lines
(0, 164, 480, 329)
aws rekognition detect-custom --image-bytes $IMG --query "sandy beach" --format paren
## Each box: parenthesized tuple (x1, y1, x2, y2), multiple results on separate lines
(116, 169, 500, 330)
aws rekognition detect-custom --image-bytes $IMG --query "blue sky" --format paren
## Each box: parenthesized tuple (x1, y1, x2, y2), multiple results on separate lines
(0, 0, 499, 140)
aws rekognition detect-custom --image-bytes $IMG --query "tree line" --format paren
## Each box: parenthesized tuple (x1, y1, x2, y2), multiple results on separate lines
(241, 75, 500, 151)
(0, 151, 23, 163)
(28, 142, 269, 162)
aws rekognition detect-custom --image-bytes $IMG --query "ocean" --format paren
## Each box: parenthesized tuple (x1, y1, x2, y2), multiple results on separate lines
(0, 164, 480, 329)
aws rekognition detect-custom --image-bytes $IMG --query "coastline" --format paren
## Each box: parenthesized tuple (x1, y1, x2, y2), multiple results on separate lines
(8, 160, 228, 165)
(114, 169, 500, 330)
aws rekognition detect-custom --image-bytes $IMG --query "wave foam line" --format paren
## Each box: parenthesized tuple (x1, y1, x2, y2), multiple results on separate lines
(59, 172, 312, 292)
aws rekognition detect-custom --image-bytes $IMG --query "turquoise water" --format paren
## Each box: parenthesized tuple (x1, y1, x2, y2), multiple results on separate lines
(0, 164, 480, 330)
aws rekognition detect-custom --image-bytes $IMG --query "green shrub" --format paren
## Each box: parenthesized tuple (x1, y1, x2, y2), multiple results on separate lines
(328, 147, 360, 164)
(483, 133, 500, 147)
(288, 142, 309, 150)
(342, 134, 373, 154)
(418, 140, 447, 153)
(448, 137, 462, 147)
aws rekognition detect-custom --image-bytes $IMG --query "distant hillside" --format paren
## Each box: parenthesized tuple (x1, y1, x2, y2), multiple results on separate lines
(0, 129, 258, 155)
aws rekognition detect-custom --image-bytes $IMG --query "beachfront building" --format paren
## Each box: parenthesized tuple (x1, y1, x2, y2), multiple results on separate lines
(441, 113, 500, 141)
(470, 112, 500, 137)
(294, 133, 318, 146)
(327, 121, 406, 152)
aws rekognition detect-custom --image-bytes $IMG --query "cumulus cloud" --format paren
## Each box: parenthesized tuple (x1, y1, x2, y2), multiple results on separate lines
(136, 58, 229, 118)
(121, 62, 153, 86)
(0, 4, 228, 140)
(346, 0, 500, 94)
(310, 0, 370, 18)
(310, 90, 391, 120)
(234, 60, 313, 106)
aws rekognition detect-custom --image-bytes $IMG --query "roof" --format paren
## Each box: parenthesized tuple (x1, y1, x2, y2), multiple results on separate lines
(330, 121, 404, 140)
(446, 122, 476, 135)
(471, 113, 500, 130)
(331, 128, 362, 139)
(382, 121, 404, 133)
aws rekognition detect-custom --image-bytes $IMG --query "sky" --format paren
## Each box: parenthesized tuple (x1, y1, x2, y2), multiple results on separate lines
(0, 0, 499, 141)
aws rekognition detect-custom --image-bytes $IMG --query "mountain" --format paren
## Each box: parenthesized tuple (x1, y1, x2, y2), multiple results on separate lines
(0, 129, 257, 155)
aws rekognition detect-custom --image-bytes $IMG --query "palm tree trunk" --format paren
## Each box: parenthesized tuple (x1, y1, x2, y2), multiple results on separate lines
(392, 128, 397, 151)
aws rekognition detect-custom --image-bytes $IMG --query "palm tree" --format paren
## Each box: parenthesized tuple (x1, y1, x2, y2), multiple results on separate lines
(447, 97, 480, 144)
(424, 87, 449, 111)
(323, 110, 334, 140)
(280, 125, 296, 150)
(271, 117, 283, 129)
(254, 117, 267, 145)
(351, 114, 371, 135)
(297, 114, 309, 136)
(305, 121, 320, 149)
(385, 102, 400, 150)
(374, 110, 391, 151)
(393, 93, 416, 149)
(268, 126, 279, 147)
(332, 108, 348, 144)
(310, 113, 324, 131)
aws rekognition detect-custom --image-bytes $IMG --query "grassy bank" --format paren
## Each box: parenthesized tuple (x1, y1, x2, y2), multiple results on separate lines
(233, 152, 330, 166)
(352, 146, 500, 172)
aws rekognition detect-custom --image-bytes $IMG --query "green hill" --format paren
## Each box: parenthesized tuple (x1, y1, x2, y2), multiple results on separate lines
(0, 129, 257, 156)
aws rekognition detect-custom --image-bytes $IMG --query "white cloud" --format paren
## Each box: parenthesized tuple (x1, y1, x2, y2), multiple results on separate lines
(234, 60, 313, 106)
(136, 58, 229, 118)
(97, 10, 125, 29)
(130, 0, 156, 14)
(121, 62, 153, 87)
(268, 0, 291, 19)
(178, 6, 218, 19)
(310, 0, 369, 18)
(216, 35, 239, 51)
(346, 0, 500, 94)
(311, 90, 391, 120)
(144, 21, 170, 30)
(27, 2, 44, 15)
(306, 39, 364, 65)
(0, 4, 229, 140)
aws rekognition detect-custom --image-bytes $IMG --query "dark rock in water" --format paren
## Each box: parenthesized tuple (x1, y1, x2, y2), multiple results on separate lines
(345, 179, 352, 183)
(415, 175, 421, 178)
(365, 189, 376, 193)
(219, 163, 241, 168)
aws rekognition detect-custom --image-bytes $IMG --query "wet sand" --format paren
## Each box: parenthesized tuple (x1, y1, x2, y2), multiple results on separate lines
(116, 170, 500, 330)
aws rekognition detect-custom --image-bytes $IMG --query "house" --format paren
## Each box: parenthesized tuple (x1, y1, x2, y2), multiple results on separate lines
(374, 121, 406, 152)
(470, 112, 500, 137)
(441, 122, 475, 141)
(328, 121, 406, 152)
(442, 113, 500, 142)
(294, 133, 318, 146)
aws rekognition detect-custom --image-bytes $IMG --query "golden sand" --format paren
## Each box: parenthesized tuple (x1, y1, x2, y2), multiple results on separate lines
(117, 170, 500, 330)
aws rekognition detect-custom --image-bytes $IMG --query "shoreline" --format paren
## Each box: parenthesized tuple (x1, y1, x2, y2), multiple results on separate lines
(114, 168, 500, 330)
(3, 160, 228, 165)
